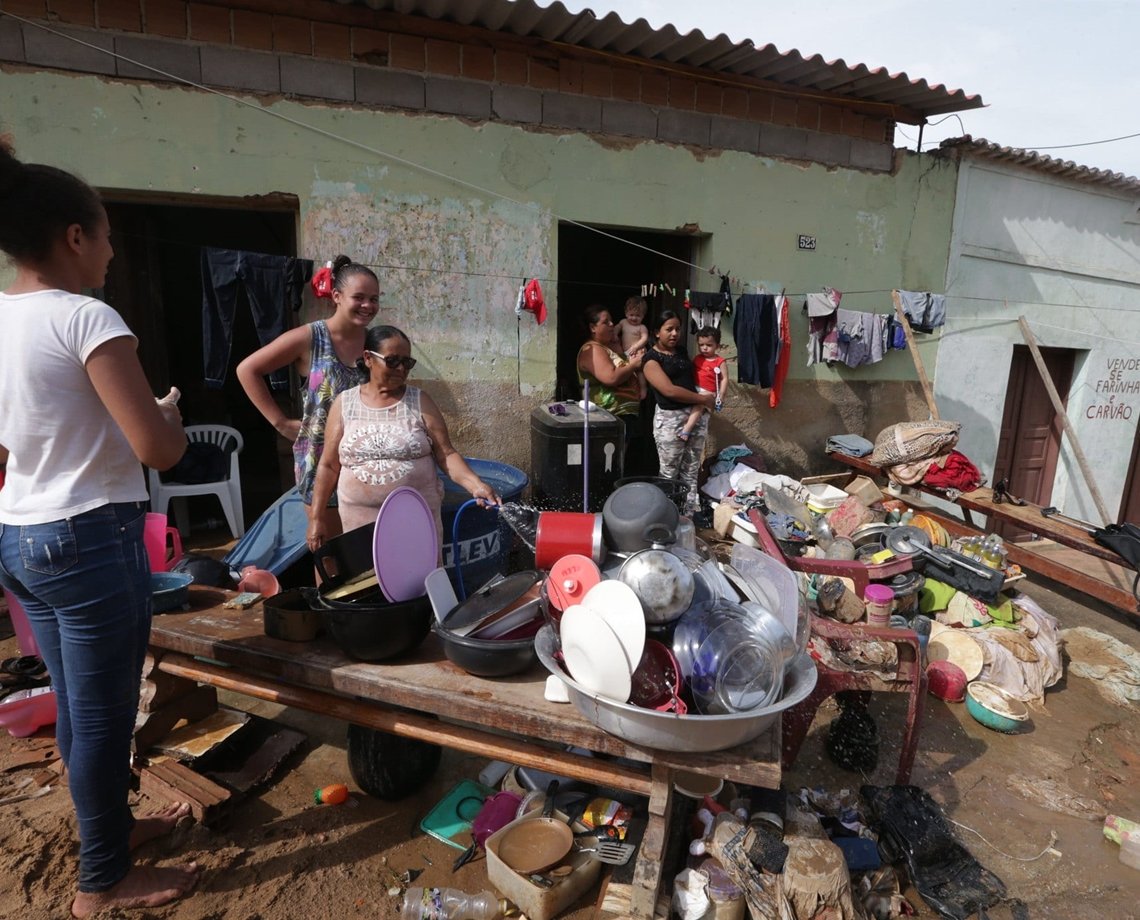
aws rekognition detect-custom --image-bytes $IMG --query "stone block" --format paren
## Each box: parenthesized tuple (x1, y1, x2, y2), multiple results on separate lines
(200, 45, 279, 93)
(280, 56, 355, 102)
(355, 68, 425, 109)
(804, 131, 852, 166)
(601, 99, 656, 138)
(232, 9, 272, 51)
(542, 91, 601, 132)
(492, 84, 541, 124)
(115, 36, 201, 84)
(425, 75, 491, 118)
(849, 138, 894, 172)
(709, 115, 759, 153)
(657, 108, 710, 147)
(24, 23, 114, 74)
(0, 19, 25, 63)
(759, 124, 808, 161)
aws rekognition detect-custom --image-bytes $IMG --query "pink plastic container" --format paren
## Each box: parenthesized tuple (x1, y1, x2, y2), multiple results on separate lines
(3, 588, 39, 657)
(0, 686, 57, 737)
(144, 513, 183, 573)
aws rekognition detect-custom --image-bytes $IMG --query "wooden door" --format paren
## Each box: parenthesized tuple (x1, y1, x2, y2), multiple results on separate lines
(992, 345, 1075, 540)
(1120, 426, 1140, 523)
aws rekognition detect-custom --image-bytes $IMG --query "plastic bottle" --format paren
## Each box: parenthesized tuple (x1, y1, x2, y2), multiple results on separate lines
(314, 783, 348, 805)
(399, 887, 505, 920)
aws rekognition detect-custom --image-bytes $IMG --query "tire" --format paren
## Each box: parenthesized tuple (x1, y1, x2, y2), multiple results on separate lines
(346, 724, 442, 800)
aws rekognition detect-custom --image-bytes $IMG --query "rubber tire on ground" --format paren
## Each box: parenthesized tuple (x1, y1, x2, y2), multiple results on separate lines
(346, 724, 442, 800)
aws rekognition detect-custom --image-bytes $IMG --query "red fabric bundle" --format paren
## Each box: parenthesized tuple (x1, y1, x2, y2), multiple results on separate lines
(923, 450, 982, 492)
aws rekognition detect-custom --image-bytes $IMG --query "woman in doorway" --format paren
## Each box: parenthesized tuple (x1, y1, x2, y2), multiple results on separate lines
(576, 304, 645, 470)
(306, 325, 500, 552)
(237, 255, 379, 544)
(0, 142, 199, 917)
(642, 311, 716, 495)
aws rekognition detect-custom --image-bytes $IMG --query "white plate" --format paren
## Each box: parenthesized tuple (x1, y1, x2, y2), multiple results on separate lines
(559, 605, 632, 703)
(581, 580, 646, 673)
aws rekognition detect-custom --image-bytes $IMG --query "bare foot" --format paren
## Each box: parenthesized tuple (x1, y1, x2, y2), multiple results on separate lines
(72, 863, 199, 918)
(130, 802, 191, 850)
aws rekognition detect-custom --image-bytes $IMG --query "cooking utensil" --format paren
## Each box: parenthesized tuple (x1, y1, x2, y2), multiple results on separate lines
(263, 587, 322, 641)
(496, 781, 573, 875)
(373, 487, 439, 603)
(442, 570, 541, 637)
(546, 555, 602, 613)
(534, 512, 605, 570)
(890, 528, 995, 579)
(602, 482, 679, 553)
(575, 839, 637, 865)
(617, 526, 695, 625)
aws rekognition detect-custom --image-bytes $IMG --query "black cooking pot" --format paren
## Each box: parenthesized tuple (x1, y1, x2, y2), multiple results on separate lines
(320, 593, 432, 661)
(433, 623, 537, 678)
(263, 587, 323, 642)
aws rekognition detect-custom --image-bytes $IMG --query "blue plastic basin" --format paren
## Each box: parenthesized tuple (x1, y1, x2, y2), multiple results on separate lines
(439, 459, 528, 592)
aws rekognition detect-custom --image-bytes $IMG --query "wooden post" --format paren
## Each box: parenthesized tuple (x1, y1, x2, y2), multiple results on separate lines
(891, 290, 940, 420)
(1017, 316, 1113, 525)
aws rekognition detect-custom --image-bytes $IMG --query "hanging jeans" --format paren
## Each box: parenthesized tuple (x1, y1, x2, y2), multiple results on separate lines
(0, 501, 150, 892)
(201, 248, 311, 390)
(734, 294, 777, 385)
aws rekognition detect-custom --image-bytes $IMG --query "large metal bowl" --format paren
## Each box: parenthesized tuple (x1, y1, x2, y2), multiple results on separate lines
(535, 625, 817, 752)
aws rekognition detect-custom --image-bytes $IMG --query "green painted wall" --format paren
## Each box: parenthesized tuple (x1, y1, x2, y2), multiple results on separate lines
(2, 70, 958, 468)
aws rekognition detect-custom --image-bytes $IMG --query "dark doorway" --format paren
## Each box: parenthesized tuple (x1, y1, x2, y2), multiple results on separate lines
(101, 197, 299, 528)
(555, 224, 695, 401)
(556, 224, 696, 477)
(992, 344, 1076, 540)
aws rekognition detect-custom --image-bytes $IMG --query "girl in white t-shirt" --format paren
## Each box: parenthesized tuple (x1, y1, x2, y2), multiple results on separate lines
(0, 142, 200, 918)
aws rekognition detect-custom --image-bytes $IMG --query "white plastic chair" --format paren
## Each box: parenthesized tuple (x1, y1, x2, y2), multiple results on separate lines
(148, 425, 246, 539)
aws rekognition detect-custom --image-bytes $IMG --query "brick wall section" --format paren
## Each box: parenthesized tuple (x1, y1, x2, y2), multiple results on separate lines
(0, 0, 897, 171)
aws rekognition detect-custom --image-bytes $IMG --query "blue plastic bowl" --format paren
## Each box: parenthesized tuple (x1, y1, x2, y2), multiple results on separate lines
(151, 572, 195, 613)
(965, 681, 1030, 733)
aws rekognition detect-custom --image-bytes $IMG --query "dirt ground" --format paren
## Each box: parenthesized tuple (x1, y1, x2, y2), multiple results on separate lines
(1, 573, 1138, 920)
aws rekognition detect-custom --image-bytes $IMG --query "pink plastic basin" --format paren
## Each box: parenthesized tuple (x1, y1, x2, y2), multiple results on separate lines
(0, 686, 57, 738)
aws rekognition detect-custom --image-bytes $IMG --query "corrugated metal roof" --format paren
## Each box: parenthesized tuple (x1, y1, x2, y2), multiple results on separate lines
(939, 136, 1140, 193)
(342, 0, 983, 121)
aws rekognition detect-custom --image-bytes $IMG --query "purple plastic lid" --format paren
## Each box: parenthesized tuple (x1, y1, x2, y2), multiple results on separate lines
(864, 583, 895, 604)
(373, 487, 438, 603)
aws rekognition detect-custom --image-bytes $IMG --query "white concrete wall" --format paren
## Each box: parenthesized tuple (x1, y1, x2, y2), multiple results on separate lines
(936, 159, 1140, 523)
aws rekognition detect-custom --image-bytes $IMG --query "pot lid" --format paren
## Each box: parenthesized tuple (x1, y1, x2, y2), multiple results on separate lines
(886, 525, 932, 557)
(545, 555, 602, 611)
(373, 487, 438, 603)
(443, 570, 542, 633)
(888, 570, 926, 597)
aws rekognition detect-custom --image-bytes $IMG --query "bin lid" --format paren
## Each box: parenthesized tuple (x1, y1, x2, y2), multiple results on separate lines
(531, 401, 620, 431)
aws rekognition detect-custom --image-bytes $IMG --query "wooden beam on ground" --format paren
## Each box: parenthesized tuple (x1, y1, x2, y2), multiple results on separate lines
(1017, 315, 1113, 526)
(892, 290, 939, 420)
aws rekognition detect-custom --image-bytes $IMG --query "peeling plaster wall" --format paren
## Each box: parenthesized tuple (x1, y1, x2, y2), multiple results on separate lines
(936, 160, 1140, 522)
(1, 71, 959, 474)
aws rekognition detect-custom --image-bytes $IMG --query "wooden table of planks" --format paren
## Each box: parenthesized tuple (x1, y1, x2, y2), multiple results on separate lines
(147, 586, 783, 918)
(825, 451, 1138, 616)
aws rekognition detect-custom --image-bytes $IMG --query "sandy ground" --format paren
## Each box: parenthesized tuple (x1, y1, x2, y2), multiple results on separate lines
(1, 574, 1138, 920)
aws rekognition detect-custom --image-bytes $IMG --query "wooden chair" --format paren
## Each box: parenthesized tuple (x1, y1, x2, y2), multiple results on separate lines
(745, 508, 926, 783)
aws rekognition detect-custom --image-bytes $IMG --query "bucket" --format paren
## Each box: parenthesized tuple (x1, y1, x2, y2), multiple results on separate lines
(144, 513, 183, 573)
(2, 589, 39, 657)
(440, 459, 528, 592)
(534, 512, 604, 570)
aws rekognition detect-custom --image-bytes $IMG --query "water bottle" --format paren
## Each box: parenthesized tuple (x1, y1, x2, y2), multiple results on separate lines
(399, 888, 506, 920)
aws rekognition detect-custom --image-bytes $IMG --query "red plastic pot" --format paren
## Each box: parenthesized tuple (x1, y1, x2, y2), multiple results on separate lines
(534, 512, 604, 570)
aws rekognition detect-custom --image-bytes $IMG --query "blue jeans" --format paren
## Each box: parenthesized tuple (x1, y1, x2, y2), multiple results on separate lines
(0, 501, 151, 893)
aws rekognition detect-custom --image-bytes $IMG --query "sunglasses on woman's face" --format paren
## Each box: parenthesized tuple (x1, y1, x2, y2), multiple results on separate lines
(367, 350, 417, 371)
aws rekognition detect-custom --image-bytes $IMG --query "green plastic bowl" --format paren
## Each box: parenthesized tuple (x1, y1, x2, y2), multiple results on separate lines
(966, 681, 1030, 733)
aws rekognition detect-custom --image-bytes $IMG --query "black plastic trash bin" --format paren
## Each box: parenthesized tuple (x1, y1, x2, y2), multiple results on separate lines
(530, 401, 624, 512)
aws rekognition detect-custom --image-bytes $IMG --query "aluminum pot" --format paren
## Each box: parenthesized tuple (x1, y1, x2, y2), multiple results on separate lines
(602, 482, 679, 553)
(618, 529, 695, 625)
